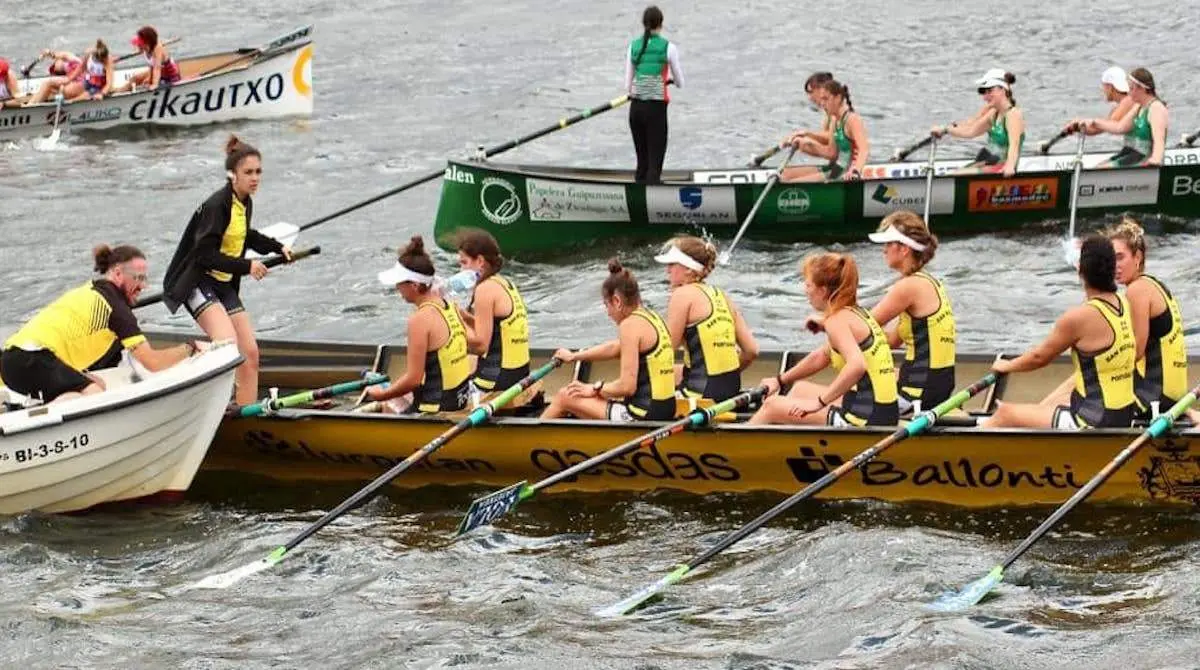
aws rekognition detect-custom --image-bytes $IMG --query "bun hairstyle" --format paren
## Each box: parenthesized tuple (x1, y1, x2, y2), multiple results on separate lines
(454, 228, 504, 277)
(602, 258, 641, 305)
(1001, 71, 1017, 104)
(669, 235, 717, 278)
(1078, 234, 1118, 293)
(878, 210, 939, 270)
(803, 252, 860, 316)
(804, 71, 833, 94)
(224, 134, 262, 173)
(1103, 216, 1147, 272)
(634, 6, 664, 65)
(399, 235, 436, 283)
(93, 244, 144, 274)
(818, 78, 854, 111)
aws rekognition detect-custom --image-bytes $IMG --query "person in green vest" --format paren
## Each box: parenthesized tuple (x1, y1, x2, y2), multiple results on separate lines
(782, 77, 868, 183)
(932, 68, 1025, 177)
(1079, 67, 1168, 167)
(624, 5, 683, 184)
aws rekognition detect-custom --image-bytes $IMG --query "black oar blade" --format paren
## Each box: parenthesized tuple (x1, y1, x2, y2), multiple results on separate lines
(455, 480, 529, 536)
(929, 565, 1005, 612)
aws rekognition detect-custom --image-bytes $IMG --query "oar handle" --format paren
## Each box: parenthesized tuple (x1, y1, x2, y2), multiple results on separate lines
(892, 135, 934, 161)
(20, 55, 44, 78)
(748, 144, 782, 167)
(1039, 126, 1075, 155)
(234, 372, 390, 418)
(114, 36, 182, 64)
(133, 245, 321, 309)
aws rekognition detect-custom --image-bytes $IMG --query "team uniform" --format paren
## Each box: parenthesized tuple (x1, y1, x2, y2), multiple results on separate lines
(471, 275, 531, 392)
(1133, 275, 1188, 416)
(896, 272, 957, 414)
(679, 282, 741, 402)
(974, 109, 1025, 170)
(607, 307, 677, 422)
(412, 298, 473, 413)
(625, 33, 683, 184)
(1052, 295, 1138, 430)
(826, 307, 900, 427)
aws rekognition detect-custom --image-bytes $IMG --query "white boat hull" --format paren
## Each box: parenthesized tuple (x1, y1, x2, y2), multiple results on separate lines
(0, 344, 242, 514)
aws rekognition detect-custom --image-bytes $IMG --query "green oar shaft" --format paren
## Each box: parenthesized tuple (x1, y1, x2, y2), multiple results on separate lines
(235, 373, 388, 418)
(295, 95, 629, 234)
(133, 246, 321, 310)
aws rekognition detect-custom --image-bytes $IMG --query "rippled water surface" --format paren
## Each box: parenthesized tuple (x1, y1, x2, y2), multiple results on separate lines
(3, 0, 1200, 667)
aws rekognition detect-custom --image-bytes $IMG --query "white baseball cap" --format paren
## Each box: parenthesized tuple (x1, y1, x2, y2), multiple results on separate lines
(868, 225, 927, 252)
(377, 261, 434, 287)
(1101, 66, 1129, 93)
(975, 68, 1010, 90)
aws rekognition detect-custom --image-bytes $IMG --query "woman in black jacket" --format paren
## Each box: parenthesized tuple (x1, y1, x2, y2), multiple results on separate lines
(162, 135, 291, 405)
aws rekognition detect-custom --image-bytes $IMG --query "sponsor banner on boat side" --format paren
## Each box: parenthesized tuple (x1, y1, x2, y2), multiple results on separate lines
(127, 73, 289, 122)
(1163, 148, 1200, 166)
(1174, 175, 1200, 197)
(860, 161, 972, 180)
(0, 111, 34, 128)
(526, 178, 629, 222)
(1075, 169, 1159, 208)
(479, 176, 524, 225)
(530, 444, 740, 482)
(691, 169, 774, 184)
(967, 176, 1058, 212)
(646, 185, 738, 225)
(770, 185, 844, 223)
(861, 179, 955, 217)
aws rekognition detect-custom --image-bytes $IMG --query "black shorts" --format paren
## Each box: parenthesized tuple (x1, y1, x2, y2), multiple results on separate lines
(1, 347, 91, 402)
(1107, 146, 1146, 167)
(185, 277, 244, 319)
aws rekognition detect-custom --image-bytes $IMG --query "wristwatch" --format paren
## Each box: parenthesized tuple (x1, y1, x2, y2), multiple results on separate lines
(593, 380, 604, 396)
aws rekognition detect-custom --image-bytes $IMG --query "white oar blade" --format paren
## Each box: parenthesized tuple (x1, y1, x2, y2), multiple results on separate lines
(595, 564, 690, 618)
(35, 130, 61, 151)
(247, 222, 300, 259)
(455, 480, 527, 536)
(1061, 236, 1081, 269)
(928, 565, 1004, 612)
(716, 251, 732, 266)
(185, 548, 286, 590)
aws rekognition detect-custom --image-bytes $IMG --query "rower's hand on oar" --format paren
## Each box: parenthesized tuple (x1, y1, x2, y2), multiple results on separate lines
(842, 167, 862, 182)
(551, 347, 577, 364)
(989, 358, 1016, 376)
(759, 376, 782, 397)
(281, 246, 294, 262)
(249, 260, 269, 280)
(930, 125, 947, 139)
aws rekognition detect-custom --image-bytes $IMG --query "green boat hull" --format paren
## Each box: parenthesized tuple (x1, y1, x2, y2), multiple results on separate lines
(432, 149, 1200, 255)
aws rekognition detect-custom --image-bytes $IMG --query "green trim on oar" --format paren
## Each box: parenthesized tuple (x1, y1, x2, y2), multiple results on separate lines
(134, 246, 321, 310)
(598, 373, 1000, 617)
(234, 373, 389, 418)
(186, 358, 562, 590)
(455, 387, 768, 537)
(929, 381, 1200, 612)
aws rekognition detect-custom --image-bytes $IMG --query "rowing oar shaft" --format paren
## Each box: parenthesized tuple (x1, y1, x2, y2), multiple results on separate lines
(748, 144, 782, 167)
(599, 373, 999, 617)
(234, 373, 389, 418)
(718, 146, 797, 265)
(1040, 125, 1074, 155)
(892, 135, 933, 161)
(133, 246, 320, 310)
(931, 380, 1200, 611)
(296, 96, 630, 234)
(1179, 129, 1200, 148)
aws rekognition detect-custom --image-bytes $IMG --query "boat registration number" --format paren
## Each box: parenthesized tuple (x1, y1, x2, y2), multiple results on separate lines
(1, 433, 91, 464)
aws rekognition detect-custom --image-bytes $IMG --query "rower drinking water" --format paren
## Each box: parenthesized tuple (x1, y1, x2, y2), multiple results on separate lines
(933, 68, 1025, 177)
(625, 5, 684, 184)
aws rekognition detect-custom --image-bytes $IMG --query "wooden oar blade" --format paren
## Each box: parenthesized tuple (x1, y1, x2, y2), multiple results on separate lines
(186, 546, 286, 590)
(455, 480, 529, 536)
(928, 565, 1004, 612)
(595, 564, 690, 618)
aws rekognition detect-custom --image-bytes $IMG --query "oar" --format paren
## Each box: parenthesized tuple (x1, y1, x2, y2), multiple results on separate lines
(891, 135, 933, 161)
(921, 137, 939, 224)
(20, 55, 44, 79)
(1183, 324, 1200, 337)
(133, 245, 320, 309)
(455, 387, 768, 536)
(232, 373, 389, 418)
(1039, 125, 1075, 155)
(929, 380, 1200, 612)
(1059, 134, 1087, 268)
(597, 373, 1000, 617)
(35, 91, 65, 151)
(717, 146, 797, 266)
(186, 357, 563, 590)
(748, 144, 782, 167)
(291, 95, 629, 236)
(115, 37, 181, 65)
(1177, 129, 1200, 148)
(245, 221, 300, 259)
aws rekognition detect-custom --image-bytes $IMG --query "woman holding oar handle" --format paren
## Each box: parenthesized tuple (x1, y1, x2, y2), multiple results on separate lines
(777, 71, 833, 180)
(541, 259, 676, 421)
(931, 68, 1024, 177)
(656, 235, 758, 403)
(782, 77, 868, 183)
(749, 253, 899, 426)
(1072, 67, 1167, 167)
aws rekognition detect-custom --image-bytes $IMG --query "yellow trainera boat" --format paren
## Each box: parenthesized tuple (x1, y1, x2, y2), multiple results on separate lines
(149, 333, 1200, 509)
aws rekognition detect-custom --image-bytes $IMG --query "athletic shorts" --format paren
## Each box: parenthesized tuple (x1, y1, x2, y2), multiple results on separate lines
(606, 401, 636, 422)
(1, 347, 90, 402)
(1051, 406, 1084, 432)
(185, 277, 244, 319)
(1107, 147, 1146, 168)
(83, 80, 103, 96)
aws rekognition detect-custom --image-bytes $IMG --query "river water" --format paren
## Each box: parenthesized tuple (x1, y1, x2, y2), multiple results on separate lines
(2, 0, 1200, 667)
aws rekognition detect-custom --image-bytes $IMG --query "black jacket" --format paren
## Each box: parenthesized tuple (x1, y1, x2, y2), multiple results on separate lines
(162, 182, 284, 314)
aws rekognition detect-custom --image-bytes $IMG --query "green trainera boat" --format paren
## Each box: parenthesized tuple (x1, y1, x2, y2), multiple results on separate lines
(432, 147, 1200, 255)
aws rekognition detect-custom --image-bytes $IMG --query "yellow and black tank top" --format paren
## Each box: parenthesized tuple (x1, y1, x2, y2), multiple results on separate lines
(627, 307, 677, 420)
(828, 307, 899, 426)
(1135, 275, 1188, 409)
(473, 275, 531, 390)
(681, 282, 741, 402)
(4, 280, 147, 372)
(415, 298, 472, 413)
(1070, 294, 1137, 427)
(208, 196, 248, 282)
(897, 271, 956, 407)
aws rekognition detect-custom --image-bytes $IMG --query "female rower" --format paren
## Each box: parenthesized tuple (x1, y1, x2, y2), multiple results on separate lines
(625, 5, 683, 184)
(114, 26, 182, 93)
(783, 77, 868, 183)
(749, 253, 899, 426)
(0, 59, 19, 107)
(932, 69, 1024, 177)
(655, 235, 758, 402)
(980, 235, 1136, 430)
(866, 211, 956, 414)
(25, 39, 112, 104)
(365, 236, 474, 414)
(1104, 218, 1191, 419)
(1078, 67, 1167, 167)
(44, 49, 82, 77)
(161, 135, 292, 406)
(779, 71, 833, 181)
(1, 244, 205, 404)
(452, 229, 534, 406)
(541, 259, 676, 421)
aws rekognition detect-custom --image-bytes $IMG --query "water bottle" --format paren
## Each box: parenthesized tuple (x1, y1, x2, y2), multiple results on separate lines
(443, 269, 480, 299)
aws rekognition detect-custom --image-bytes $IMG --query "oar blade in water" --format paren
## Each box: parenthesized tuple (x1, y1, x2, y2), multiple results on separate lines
(929, 565, 1004, 612)
(35, 129, 61, 151)
(596, 564, 690, 617)
(456, 480, 528, 536)
(187, 546, 286, 590)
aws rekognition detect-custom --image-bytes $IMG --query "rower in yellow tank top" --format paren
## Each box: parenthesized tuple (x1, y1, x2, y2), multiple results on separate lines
(414, 297, 472, 413)
(826, 307, 900, 426)
(207, 197, 247, 283)
(1062, 294, 1137, 428)
(470, 275, 530, 390)
(626, 306, 677, 419)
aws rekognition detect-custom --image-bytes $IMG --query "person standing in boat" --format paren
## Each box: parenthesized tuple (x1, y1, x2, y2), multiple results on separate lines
(1077, 68, 1168, 167)
(625, 5, 683, 185)
(655, 235, 758, 403)
(366, 236, 474, 414)
(981, 235, 1137, 430)
(25, 40, 113, 104)
(0, 59, 20, 108)
(541, 259, 676, 422)
(451, 229, 535, 409)
(749, 253, 899, 427)
(932, 69, 1024, 177)
(113, 26, 182, 93)
(162, 135, 292, 406)
(1, 245, 207, 404)
(782, 78, 868, 183)
(778, 71, 833, 181)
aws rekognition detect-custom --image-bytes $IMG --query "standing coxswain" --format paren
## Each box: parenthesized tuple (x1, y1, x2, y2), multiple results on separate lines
(625, 5, 683, 185)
